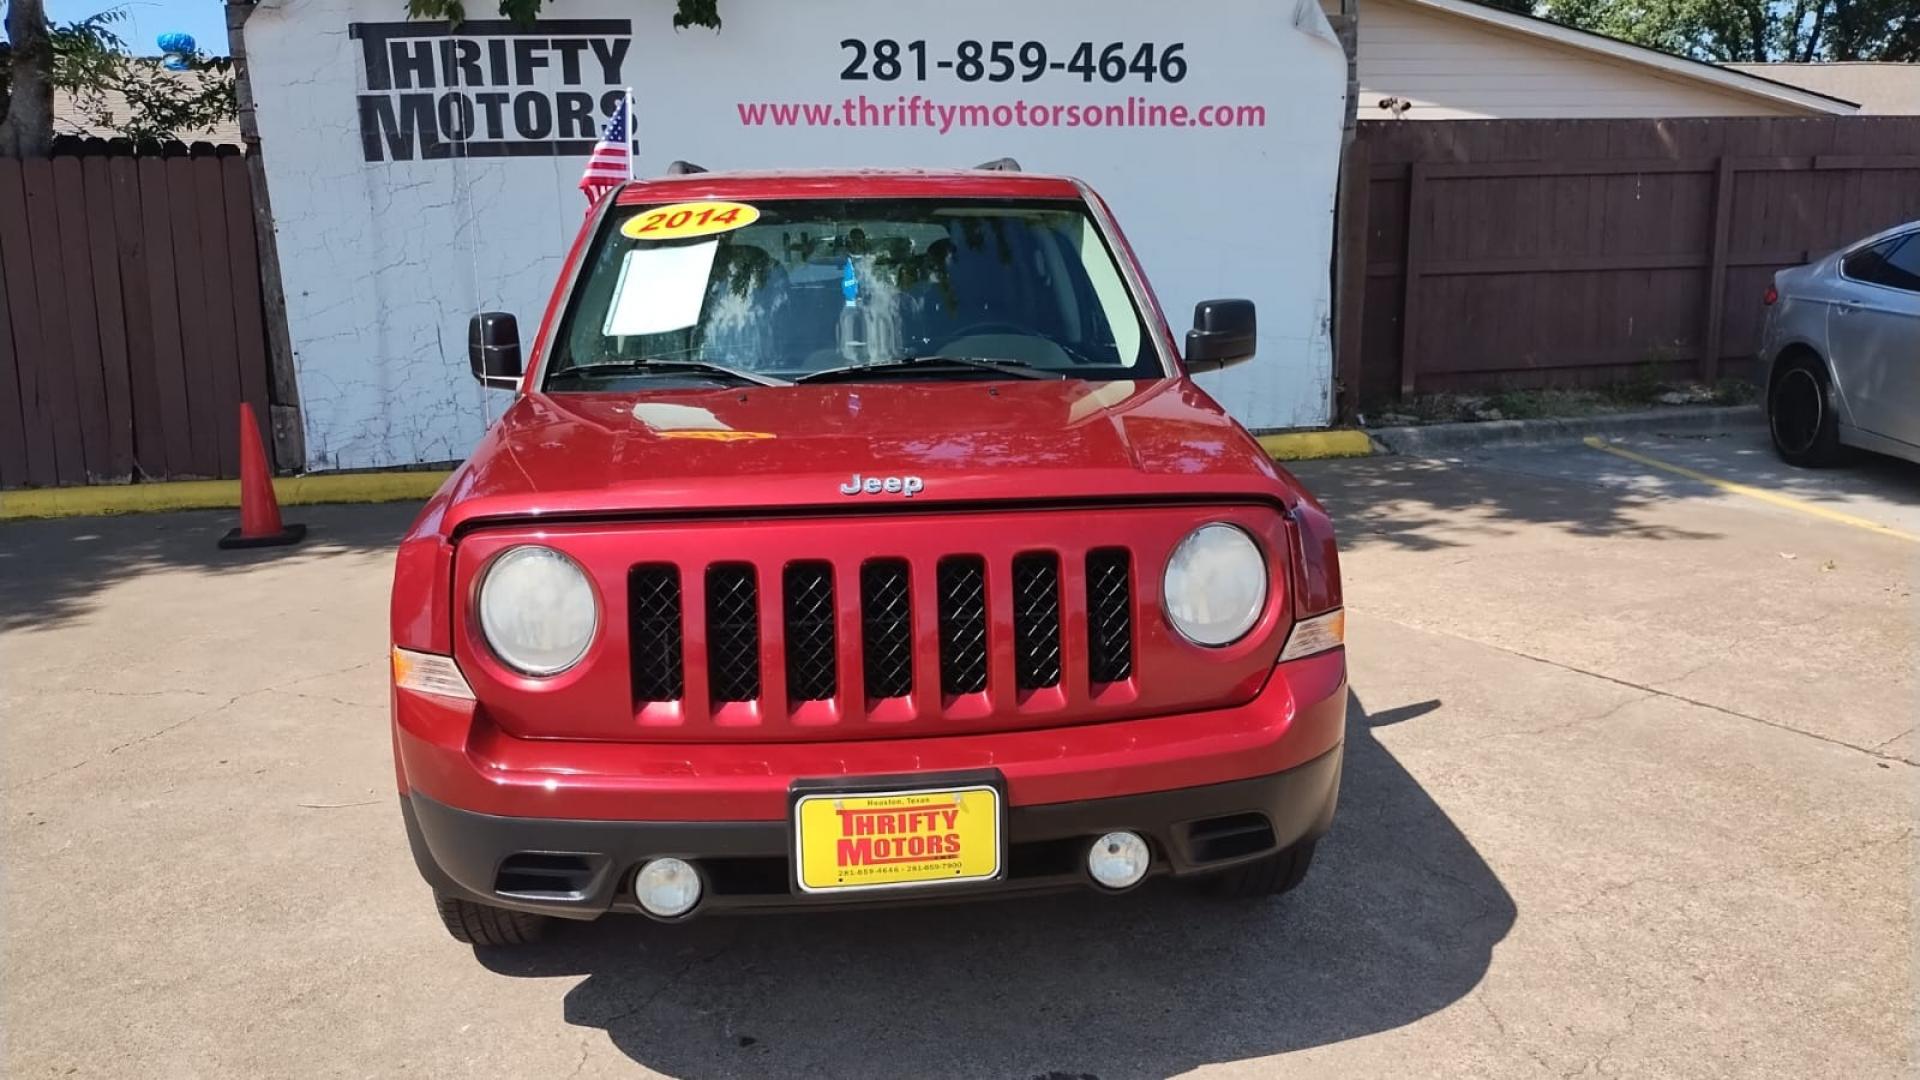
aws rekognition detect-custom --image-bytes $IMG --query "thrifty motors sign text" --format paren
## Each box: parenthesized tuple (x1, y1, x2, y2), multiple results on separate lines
(351, 19, 632, 161)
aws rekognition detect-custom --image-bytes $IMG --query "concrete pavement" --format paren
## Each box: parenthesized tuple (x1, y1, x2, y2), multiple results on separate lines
(2, 441, 1913, 1077)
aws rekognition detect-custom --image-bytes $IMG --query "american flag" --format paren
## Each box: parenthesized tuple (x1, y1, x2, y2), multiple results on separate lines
(578, 95, 632, 206)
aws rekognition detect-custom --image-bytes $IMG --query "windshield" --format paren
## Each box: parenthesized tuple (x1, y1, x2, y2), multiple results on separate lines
(546, 197, 1159, 388)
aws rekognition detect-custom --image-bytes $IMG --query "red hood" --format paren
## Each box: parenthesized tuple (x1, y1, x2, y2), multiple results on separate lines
(435, 378, 1294, 532)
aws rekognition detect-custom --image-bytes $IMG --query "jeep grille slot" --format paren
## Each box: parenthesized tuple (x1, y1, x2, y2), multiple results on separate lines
(937, 556, 990, 696)
(860, 560, 914, 700)
(783, 562, 837, 703)
(628, 564, 685, 702)
(706, 564, 761, 703)
(1012, 552, 1063, 690)
(1085, 548, 1133, 684)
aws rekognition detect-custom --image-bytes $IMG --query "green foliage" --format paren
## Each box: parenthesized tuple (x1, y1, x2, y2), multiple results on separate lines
(1539, 0, 1918, 61)
(404, 0, 721, 29)
(1, 8, 237, 144)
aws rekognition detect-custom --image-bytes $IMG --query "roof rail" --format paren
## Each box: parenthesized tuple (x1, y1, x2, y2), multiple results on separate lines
(665, 160, 708, 176)
(973, 157, 1021, 172)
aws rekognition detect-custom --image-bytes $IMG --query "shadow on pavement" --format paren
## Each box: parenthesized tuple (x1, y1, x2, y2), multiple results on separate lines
(1289, 455, 1721, 552)
(476, 693, 1512, 1078)
(0, 502, 416, 633)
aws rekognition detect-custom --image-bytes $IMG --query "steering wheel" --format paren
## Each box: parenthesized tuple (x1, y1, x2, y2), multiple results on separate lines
(933, 322, 1098, 366)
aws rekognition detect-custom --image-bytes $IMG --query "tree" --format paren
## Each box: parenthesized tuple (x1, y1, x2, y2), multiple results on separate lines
(1538, 0, 1918, 61)
(0, 0, 52, 156)
(0, 7, 237, 156)
(405, 0, 721, 28)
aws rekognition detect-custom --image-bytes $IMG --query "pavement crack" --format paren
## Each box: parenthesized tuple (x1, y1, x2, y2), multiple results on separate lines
(1357, 607, 1917, 766)
(593, 936, 740, 1033)
(1563, 827, 1912, 915)
(7, 687, 267, 792)
(1868, 726, 1914, 752)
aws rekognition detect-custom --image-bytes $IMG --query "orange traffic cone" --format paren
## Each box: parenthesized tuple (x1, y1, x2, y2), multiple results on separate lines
(219, 403, 306, 549)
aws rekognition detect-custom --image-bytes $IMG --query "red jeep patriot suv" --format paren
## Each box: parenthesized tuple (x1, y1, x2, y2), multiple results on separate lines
(389, 164, 1347, 944)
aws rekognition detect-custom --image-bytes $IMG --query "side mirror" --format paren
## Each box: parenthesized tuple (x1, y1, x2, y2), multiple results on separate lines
(469, 312, 522, 387)
(1184, 299, 1256, 373)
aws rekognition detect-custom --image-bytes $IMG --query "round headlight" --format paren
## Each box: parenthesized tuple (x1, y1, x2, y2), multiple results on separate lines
(477, 545, 599, 676)
(1163, 524, 1268, 647)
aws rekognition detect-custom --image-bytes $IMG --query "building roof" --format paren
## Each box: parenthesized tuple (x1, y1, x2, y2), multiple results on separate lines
(50, 68, 244, 147)
(1724, 63, 1920, 115)
(1390, 0, 1861, 115)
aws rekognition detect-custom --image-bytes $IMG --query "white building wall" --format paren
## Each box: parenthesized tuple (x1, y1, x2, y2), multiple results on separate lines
(244, 0, 1349, 472)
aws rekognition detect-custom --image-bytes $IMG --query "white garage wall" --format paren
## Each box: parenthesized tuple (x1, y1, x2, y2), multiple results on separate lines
(244, 0, 1347, 471)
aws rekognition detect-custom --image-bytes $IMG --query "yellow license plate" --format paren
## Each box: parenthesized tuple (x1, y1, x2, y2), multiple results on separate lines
(793, 785, 1002, 894)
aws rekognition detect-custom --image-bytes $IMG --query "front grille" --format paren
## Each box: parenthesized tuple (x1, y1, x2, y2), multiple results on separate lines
(1012, 553, 1062, 690)
(860, 560, 913, 699)
(626, 544, 1136, 718)
(1086, 548, 1133, 683)
(937, 556, 990, 696)
(706, 564, 761, 703)
(629, 565, 684, 702)
(784, 563, 836, 703)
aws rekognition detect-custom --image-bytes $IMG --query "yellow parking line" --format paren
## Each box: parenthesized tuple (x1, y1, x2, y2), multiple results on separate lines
(1583, 436, 1919, 544)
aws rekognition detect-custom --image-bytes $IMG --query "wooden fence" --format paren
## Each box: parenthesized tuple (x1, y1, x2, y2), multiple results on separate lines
(1338, 117, 1920, 412)
(0, 144, 272, 488)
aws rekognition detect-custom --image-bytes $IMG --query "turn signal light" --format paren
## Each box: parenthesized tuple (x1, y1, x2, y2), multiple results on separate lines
(1278, 610, 1345, 663)
(1762, 285, 1778, 306)
(392, 646, 475, 700)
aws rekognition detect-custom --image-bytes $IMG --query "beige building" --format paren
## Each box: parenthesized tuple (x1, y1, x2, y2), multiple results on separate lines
(51, 68, 243, 146)
(1333, 0, 1858, 119)
(1724, 62, 1920, 115)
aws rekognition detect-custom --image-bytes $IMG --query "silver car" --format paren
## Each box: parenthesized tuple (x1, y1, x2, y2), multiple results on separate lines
(1759, 221, 1920, 467)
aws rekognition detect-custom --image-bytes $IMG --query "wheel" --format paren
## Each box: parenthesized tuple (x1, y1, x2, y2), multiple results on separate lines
(1768, 353, 1844, 467)
(1196, 839, 1318, 900)
(434, 893, 549, 945)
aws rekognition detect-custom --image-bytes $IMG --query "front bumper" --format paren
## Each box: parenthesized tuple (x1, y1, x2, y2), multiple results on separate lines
(404, 746, 1343, 918)
(395, 648, 1346, 917)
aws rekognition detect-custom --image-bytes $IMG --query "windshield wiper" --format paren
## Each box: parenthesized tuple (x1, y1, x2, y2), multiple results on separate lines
(550, 359, 791, 388)
(795, 355, 1063, 384)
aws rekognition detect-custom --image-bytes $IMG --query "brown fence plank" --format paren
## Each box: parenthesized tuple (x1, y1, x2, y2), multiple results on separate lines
(221, 156, 271, 455)
(0, 160, 51, 487)
(139, 157, 197, 477)
(1397, 163, 1431, 398)
(82, 157, 135, 480)
(109, 157, 164, 479)
(1699, 156, 1735, 384)
(192, 155, 242, 477)
(0, 230, 26, 487)
(164, 156, 220, 476)
(51, 157, 115, 482)
(21, 160, 87, 484)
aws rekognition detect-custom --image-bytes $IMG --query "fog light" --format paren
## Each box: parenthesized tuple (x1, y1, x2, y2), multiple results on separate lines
(633, 858, 701, 918)
(1087, 831, 1151, 890)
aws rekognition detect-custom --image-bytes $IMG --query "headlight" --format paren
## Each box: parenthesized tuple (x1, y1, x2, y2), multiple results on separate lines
(1162, 523, 1268, 646)
(477, 545, 599, 676)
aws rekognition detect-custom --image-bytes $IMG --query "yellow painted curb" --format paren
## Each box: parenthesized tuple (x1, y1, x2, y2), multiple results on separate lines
(0, 471, 452, 521)
(1258, 430, 1375, 461)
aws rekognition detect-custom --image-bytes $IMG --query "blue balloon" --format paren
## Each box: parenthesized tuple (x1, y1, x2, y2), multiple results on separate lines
(156, 31, 196, 54)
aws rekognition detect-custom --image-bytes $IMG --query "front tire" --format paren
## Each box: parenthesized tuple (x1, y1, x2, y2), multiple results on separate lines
(1196, 839, 1318, 899)
(1768, 354, 1844, 467)
(435, 893, 549, 945)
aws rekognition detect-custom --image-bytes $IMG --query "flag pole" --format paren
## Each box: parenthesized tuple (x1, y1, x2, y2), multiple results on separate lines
(625, 87, 637, 180)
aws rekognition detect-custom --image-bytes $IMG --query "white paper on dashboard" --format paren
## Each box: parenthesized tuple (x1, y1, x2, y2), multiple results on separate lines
(602, 241, 720, 336)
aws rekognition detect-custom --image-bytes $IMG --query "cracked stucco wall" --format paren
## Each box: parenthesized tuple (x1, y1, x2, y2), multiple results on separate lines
(246, 0, 1347, 472)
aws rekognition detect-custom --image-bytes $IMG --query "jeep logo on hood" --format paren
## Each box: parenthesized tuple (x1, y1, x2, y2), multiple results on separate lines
(840, 473, 925, 498)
